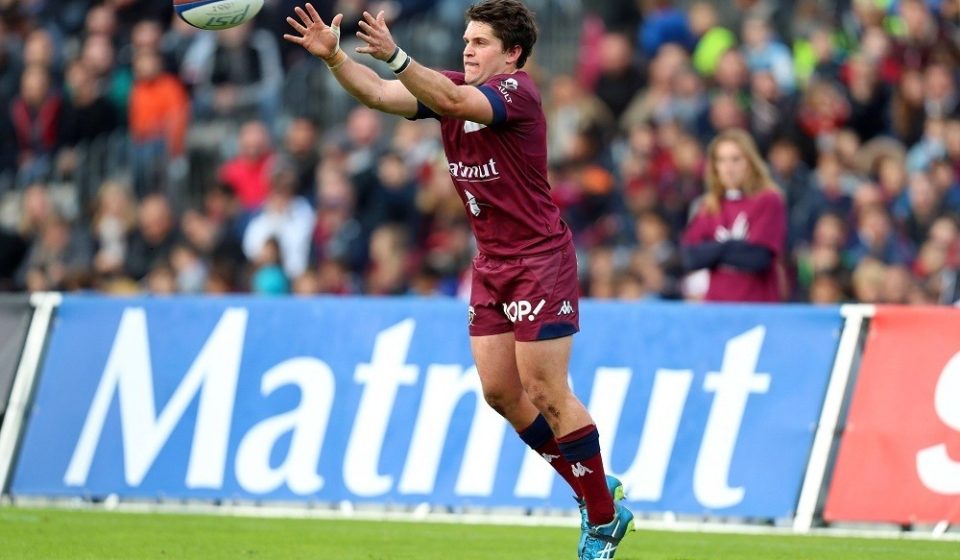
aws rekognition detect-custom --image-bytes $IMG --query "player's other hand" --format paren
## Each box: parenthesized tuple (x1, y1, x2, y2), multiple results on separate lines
(283, 4, 342, 62)
(356, 10, 398, 61)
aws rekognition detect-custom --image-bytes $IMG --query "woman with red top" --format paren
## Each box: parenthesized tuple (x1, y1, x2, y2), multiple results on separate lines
(681, 128, 787, 302)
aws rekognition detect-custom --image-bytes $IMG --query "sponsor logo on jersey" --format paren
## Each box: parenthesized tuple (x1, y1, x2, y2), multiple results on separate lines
(498, 78, 518, 102)
(448, 158, 501, 182)
(502, 299, 546, 323)
(467, 305, 476, 326)
(558, 301, 574, 316)
(463, 121, 487, 133)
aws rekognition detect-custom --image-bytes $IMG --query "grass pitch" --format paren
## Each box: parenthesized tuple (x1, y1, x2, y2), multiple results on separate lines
(0, 507, 956, 560)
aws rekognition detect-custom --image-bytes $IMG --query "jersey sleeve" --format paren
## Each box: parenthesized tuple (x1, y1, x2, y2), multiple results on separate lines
(478, 73, 539, 126)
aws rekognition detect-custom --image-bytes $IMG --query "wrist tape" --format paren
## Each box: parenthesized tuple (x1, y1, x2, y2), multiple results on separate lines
(386, 46, 412, 74)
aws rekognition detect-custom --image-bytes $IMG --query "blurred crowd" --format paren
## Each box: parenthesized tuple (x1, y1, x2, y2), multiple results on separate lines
(1, 0, 959, 305)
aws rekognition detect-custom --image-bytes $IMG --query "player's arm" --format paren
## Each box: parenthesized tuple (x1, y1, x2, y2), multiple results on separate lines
(283, 5, 418, 117)
(355, 11, 497, 124)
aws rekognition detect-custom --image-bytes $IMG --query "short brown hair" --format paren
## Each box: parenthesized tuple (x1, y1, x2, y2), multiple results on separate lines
(466, 0, 537, 68)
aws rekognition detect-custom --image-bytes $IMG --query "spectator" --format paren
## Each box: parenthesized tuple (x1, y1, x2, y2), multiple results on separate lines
(169, 241, 207, 293)
(312, 166, 364, 269)
(250, 236, 290, 294)
(192, 22, 283, 123)
(364, 223, 410, 295)
(923, 62, 960, 120)
(889, 0, 960, 72)
(850, 257, 887, 303)
(889, 68, 926, 146)
(847, 204, 915, 266)
(17, 212, 93, 291)
(90, 179, 136, 279)
(593, 32, 645, 122)
(180, 205, 245, 291)
(681, 128, 787, 302)
(79, 34, 132, 124)
(22, 28, 59, 76)
(9, 64, 61, 184)
(688, 1, 736, 78)
(218, 119, 276, 211)
(741, 16, 795, 94)
(128, 48, 189, 196)
(280, 116, 321, 199)
(621, 44, 688, 130)
(844, 55, 890, 142)
(900, 171, 944, 247)
(125, 193, 179, 281)
(796, 80, 850, 161)
(242, 161, 315, 279)
(768, 137, 813, 246)
(144, 260, 178, 294)
(546, 74, 614, 164)
(794, 212, 849, 299)
(638, 0, 695, 58)
(57, 59, 120, 175)
(748, 69, 795, 151)
(809, 269, 847, 304)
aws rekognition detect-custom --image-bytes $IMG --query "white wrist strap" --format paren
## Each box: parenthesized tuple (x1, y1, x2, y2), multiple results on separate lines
(386, 46, 411, 73)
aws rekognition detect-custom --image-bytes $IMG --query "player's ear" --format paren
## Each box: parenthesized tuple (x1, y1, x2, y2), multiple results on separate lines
(504, 44, 522, 66)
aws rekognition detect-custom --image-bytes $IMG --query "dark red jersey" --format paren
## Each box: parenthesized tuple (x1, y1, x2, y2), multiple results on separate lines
(417, 70, 571, 257)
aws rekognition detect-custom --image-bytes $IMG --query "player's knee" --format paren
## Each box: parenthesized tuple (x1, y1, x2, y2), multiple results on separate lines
(482, 386, 520, 416)
(521, 380, 550, 409)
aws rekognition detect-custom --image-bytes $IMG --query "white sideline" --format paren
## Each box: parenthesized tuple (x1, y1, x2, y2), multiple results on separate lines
(793, 304, 874, 533)
(2, 498, 957, 542)
(0, 292, 62, 493)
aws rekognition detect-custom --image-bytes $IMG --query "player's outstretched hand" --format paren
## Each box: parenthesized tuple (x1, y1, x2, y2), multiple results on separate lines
(355, 10, 398, 61)
(283, 3, 342, 62)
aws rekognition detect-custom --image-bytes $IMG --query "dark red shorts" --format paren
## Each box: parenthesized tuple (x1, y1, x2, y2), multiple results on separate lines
(468, 242, 580, 342)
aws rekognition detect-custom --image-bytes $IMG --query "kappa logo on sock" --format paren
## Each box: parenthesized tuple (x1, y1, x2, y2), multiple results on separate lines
(571, 462, 594, 478)
(541, 452, 560, 463)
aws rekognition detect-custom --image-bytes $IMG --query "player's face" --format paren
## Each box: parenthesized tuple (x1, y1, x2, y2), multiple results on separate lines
(714, 140, 750, 191)
(462, 21, 508, 85)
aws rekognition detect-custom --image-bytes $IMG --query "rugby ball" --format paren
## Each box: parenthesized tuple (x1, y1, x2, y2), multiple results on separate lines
(174, 0, 264, 30)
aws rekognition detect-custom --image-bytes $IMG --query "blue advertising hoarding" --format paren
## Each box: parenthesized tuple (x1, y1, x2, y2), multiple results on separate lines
(11, 296, 841, 518)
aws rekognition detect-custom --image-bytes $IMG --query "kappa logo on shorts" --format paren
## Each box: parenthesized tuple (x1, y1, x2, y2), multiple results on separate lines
(502, 299, 546, 322)
(468, 305, 476, 326)
(558, 301, 574, 315)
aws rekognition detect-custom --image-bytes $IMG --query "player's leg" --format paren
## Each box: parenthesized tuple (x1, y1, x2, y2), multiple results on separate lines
(516, 337, 632, 560)
(470, 330, 587, 499)
(470, 332, 537, 430)
(508, 243, 632, 559)
(469, 254, 585, 499)
(515, 336, 613, 522)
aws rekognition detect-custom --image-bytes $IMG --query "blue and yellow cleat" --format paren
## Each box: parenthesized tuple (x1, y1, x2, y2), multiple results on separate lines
(580, 501, 635, 560)
(576, 475, 625, 558)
